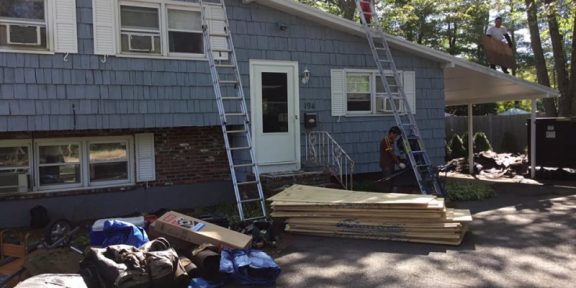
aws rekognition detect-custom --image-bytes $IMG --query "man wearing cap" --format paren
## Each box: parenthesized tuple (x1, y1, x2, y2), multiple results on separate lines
(379, 126, 406, 191)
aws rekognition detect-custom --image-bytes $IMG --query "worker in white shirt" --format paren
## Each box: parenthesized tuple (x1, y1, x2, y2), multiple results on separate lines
(486, 16, 514, 74)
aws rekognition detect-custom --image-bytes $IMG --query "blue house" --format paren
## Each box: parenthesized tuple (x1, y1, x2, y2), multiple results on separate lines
(0, 0, 556, 227)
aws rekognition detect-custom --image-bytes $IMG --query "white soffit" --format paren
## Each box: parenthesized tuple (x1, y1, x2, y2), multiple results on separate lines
(445, 63, 559, 106)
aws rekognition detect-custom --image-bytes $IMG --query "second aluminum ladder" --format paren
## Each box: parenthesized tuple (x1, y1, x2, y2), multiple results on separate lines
(355, 0, 445, 196)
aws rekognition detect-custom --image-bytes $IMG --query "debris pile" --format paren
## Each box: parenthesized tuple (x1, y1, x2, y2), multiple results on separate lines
(269, 185, 472, 246)
(443, 151, 529, 177)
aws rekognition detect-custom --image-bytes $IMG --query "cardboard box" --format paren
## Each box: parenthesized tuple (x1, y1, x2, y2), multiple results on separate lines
(153, 211, 252, 249)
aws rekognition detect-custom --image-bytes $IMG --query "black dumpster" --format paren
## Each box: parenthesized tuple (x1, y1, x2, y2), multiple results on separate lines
(527, 117, 576, 168)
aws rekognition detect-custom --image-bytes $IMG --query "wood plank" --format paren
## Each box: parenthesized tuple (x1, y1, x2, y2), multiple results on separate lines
(271, 199, 445, 210)
(288, 223, 463, 234)
(287, 229, 466, 246)
(272, 207, 445, 214)
(286, 218, 463, 229)
(268, 185, 436, 205)
(271, 211, 446, 219)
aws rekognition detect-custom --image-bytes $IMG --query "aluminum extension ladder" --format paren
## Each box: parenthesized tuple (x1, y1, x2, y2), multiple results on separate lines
(355, 0, 445, 196)
(200, 0, 267, 220)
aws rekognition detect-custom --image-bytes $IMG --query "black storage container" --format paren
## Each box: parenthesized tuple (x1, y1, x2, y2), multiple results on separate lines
(527, 117, 576, 168)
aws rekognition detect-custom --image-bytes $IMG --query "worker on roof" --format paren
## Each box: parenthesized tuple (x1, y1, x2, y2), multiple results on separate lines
(486, 16, 514, 74)
(359, 0, 379, 24)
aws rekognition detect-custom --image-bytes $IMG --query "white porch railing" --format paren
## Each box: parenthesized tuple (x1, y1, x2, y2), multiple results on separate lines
(305, 131, 354, 190)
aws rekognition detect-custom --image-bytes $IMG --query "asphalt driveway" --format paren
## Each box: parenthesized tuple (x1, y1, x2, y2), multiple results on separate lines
(271, 181, 576, 287)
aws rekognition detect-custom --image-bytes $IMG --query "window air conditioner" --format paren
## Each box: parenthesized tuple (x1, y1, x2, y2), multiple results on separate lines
(6, 24, 42, 46)
(128, 34, 154, 52)
(0, 173, 30, 193)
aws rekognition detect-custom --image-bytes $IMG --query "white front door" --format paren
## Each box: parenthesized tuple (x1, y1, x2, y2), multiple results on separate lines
(250, 60, 300, 173)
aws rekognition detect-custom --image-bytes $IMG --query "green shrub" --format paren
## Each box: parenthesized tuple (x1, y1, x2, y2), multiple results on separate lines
(445, 180, 495, 201)
(473, 132, 492, 152)
(449, 134, 466, 159)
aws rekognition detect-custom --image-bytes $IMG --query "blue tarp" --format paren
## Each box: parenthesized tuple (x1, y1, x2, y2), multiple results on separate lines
(220, 249, 281, 286)
(101, 220, 149, 247)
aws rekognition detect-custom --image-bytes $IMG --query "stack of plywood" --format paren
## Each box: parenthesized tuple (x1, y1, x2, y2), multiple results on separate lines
(268, 185, 472, 246)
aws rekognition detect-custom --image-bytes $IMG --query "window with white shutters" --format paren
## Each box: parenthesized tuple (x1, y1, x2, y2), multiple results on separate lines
(94, 0, 224, 59)
(331, 69, 416, 116)
(0, 0, 77, 53)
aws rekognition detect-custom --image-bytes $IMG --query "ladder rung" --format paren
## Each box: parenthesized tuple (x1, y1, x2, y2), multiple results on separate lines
(221, 96, 242, 100)
(216, 64, 236, 68)
(225, 112, 246, 116)
(209, 32, 229, 37)
(226, 129, 247, 134)
(243, 215, 267, 221)
(240, 198, 264, 204)
(212, 48, 232, 53)
(205, 17, 226, 21)
(237, 180, 258, 186)
(219, 80, 239, 84)
(233, 163, 254, 168)
(229, 146, 251, 151)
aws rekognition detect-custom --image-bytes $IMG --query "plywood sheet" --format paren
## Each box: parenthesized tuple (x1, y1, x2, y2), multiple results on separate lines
(288, 229, 466, 246)
(482, 35, 516, 69)
(268, 185, 436, 205)
(286, 218, 462, 229)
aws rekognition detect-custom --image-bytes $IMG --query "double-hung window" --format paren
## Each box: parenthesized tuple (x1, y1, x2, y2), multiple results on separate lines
(94, 0, 223, 58)
(117, 1, 204, 57)
(0, 0, 78, 53)
(331, 69, 416, 116)
(0, 0, 48, 50)
(120, 4, 162, 55)
(167, 8, 203, 55)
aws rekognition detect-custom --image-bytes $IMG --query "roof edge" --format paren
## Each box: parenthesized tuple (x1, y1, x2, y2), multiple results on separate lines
(244, 0, 455, 64)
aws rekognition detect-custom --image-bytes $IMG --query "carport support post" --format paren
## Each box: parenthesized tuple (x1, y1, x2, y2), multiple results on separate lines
(468, 103, 474, 174)
(530, 100, 537, 178)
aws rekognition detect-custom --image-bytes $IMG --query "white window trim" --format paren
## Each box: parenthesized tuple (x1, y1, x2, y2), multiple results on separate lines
(116, 0, 205, 59)
(30, 136, 135, 192)
(343, 69, 408, 117)
(86, 138, 133, 188)
(0, 0, 52, 53)
(35, 140, 83, 190)
(165, 4, 203, 58)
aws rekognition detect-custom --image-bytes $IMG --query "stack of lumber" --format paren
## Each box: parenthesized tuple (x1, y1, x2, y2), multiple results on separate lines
(268, 185, 472, 246)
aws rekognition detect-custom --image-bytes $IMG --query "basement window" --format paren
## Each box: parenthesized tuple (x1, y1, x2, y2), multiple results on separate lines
(34, 137, 134, 191)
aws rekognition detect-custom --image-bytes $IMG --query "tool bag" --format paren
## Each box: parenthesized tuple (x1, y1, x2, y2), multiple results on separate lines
(80, 238, 189, 288)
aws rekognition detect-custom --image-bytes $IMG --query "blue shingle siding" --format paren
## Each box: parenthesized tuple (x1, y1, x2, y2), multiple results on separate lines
(0, 0, 445, 172)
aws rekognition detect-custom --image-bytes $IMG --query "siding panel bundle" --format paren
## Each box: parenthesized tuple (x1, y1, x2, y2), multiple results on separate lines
(268, 185, 472, 245)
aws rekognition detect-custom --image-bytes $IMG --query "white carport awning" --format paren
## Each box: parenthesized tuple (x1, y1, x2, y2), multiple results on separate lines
(444, 62, 559, 106)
